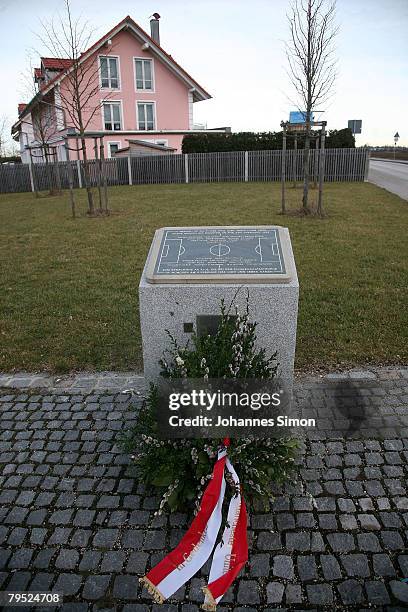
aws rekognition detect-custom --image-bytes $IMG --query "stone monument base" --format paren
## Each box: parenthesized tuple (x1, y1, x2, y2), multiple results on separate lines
(139, 281, 298, 388)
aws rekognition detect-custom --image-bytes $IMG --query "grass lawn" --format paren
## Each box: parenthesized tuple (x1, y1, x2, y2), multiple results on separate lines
(0, 181, 407, 374)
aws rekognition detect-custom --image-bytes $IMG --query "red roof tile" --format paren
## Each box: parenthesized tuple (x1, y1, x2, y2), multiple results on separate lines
(41, 57, 73, 70)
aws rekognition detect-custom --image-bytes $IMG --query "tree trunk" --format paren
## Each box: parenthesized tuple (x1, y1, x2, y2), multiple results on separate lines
(65, 140, 76, 219)
(44, 147, 55, 195)
(80, 136, 94, 215)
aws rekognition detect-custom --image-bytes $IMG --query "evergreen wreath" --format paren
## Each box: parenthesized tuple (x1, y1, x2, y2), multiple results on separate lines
(123, 294, 299, 513)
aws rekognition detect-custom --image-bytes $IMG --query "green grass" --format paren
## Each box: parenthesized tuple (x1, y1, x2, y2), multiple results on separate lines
(0, 182, 407, 373)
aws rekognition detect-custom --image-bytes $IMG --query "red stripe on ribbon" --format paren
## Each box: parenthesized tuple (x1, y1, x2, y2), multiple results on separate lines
(205, 495, 248, 601)
(146, 453, 227, 586)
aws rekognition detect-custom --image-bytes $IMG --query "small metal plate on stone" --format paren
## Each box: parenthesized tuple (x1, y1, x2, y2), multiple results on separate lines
(145, 226, 294, 284)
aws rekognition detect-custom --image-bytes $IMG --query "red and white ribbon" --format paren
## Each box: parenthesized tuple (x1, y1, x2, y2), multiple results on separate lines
(140, 442, 248, 610)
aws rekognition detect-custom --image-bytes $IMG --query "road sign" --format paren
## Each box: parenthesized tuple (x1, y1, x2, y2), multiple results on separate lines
(289, 111, 314, 124)
(348, 120, 362, 134)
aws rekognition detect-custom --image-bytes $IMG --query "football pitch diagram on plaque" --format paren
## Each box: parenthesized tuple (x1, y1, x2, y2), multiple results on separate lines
(145, 226, 295, 283)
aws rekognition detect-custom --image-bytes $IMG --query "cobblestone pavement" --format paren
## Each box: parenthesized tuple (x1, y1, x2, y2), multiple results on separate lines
(0, 367, 408, 611)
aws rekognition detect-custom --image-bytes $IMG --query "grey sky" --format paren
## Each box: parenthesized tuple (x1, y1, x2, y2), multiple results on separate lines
(1, 0, 407, 146)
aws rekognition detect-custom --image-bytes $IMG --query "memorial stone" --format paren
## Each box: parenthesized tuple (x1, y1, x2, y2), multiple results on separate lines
(139, 226, 299, 387)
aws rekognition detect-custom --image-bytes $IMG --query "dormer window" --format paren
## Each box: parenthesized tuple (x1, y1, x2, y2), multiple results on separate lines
(135, 58, 153, 91)
(100, 56, 119, 89)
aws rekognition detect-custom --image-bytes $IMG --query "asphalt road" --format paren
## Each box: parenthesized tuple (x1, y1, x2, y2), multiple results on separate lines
(368, 158, 408, 200)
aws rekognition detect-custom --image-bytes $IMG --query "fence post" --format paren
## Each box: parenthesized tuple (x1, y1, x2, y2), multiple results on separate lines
(27, 160, 35, 193)
(127, 156, 133, 185)
(184, 154, 189, 184)
(244, 151, 248, 182)
(76, 159, 82, 188)
(317, 123, 326, 216)
(364, 148, 370, 181)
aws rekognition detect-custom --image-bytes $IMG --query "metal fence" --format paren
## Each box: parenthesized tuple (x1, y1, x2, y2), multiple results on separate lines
(0, 148, 369, 194)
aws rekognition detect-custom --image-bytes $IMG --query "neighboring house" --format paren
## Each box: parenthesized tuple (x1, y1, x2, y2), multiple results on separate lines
(113, 139, 176, 157)
(12, 14, 228, 162)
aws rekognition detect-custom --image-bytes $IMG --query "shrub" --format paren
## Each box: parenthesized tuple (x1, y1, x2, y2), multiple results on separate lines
(122, 296, 299, 513)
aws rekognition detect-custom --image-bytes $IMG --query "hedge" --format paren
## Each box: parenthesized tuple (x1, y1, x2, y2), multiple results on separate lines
(182, 128, 355, 153)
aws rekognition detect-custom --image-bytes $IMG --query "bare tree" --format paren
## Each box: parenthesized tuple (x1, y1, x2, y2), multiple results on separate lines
(0, 115, 18, 158)
(37, 0, 114, 214)
(20, 60, 62, 195)
(286, 0, 338, 213)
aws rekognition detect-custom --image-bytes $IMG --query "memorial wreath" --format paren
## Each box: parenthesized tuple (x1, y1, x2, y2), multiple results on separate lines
(123, 296, 298, 609)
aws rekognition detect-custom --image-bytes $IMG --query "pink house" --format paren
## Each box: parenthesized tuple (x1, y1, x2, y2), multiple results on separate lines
(12, 15, 228, 162)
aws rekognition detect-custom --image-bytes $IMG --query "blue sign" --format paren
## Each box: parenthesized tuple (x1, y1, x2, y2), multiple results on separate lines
(289, 111, 314, 124)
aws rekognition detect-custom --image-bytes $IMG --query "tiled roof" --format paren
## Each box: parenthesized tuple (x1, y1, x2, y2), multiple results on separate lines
(41, 57, 73, 70)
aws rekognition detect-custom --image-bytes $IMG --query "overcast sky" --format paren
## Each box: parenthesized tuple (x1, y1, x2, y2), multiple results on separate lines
(1, 0, 407, 146)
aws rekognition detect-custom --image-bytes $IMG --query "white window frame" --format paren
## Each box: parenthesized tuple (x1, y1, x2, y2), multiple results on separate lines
(155, 139, 168, 147)
(133, 57, 155, 92)
(107, 141, 122, 157)
(102, 101, 123, 131)
(136, 101, 156, 131)
(98, 55, 121, 90)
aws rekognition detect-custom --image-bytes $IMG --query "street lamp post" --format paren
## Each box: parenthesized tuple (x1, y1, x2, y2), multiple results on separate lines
(394, 132, 400, 160)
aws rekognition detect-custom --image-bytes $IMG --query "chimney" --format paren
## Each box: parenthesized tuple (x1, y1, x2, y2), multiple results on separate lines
(150, 13, 161, 45)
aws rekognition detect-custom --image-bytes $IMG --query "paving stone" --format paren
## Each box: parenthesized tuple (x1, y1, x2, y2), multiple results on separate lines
(8, 548, 34, 569)
(379, 511, 402, 528)
(373, 553, 396, 577)
(381, 531, 405, 550)
(249, 553, 270, 577)
(389, 580, 408, 604)
(319, 514, 338, 530)
(73, 509, 96, 527)
(365, 580, 391, 605)
(327, 533, 355, 552)
(55, 549, 79, 570)
(285, 532, 310, 551)
(93, 529, 119, 548)
(320, 554, 342, 580)
(0, 549, 11, 570)
(357, 533, 381, 552)
(257, 532, 282, 550)
(70, 529, 91, 547)
(297, 555, 318, 581)
(398, 555, 408, 575)
(48, 527, 72, 545)
(358, 514, 381, 531)
(54, 573, 82, 596)
(26, 509, 48, 525)
(32, 549, 56, 569)
(306, 584, 333, 604)
(143, 530, 166, 550)
(113, 575, 138, 599)
(337, 498, 356, 512)
(237, 580, 260, 604)
(82, 575, 111, 600)
(8, 526, 28, 545)
(127, 551, 149, 574)
(273, 555, 294, 579)
(29, 572, 54, 592)
(101, 551, 126, 573)
(79, 551, 102, 571)
(6, 571, 32, 591)
(341, 553, 370, 577)
(266, 582, 285, 604)
(285, 583, 302, 604)
(337, 579, 364, 604)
